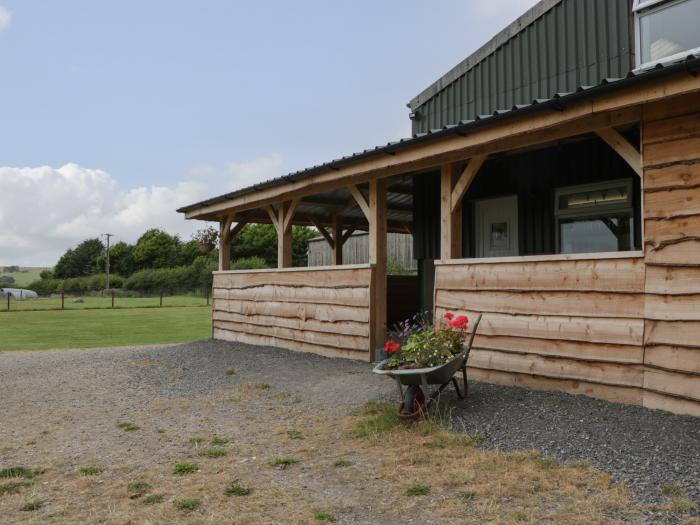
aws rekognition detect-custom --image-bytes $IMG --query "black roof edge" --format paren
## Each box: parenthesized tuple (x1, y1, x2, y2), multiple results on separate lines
(178, 56, 700, 215)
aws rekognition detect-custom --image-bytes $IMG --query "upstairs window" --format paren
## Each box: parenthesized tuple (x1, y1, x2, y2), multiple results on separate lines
(554, 180, 635, 254)
(634, 0, 700, 67)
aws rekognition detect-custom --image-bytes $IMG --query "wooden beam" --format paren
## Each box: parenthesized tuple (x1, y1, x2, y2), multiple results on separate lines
(441, 163, 462, 260)
(221, 214, 236, 243)
(368, 178, 387, 360)
(282, 198, 299, 233)
(265, 205, 279, 230)
(218, 215, 235, 271)
(596, 127, 642, 177)
(229, 220, 248, 240)
(308, 215, 335, 249)
(451, 155, 487, 211)
(277, 202, 292, 268)
(348, 185, 371, 219)
(342, 226, 356, 244)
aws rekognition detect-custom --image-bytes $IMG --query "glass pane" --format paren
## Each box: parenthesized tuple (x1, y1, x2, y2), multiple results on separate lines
(490, 222, 508, 250)
(639, 0, 700, 63)
(558, 185, 628, 211)
(559, 215, 633, 254)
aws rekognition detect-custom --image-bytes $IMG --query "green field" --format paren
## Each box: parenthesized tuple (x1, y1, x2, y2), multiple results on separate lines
(0, 306, 211, 351)
(0, 266, 48, 287)
(3, 294, 210, 311)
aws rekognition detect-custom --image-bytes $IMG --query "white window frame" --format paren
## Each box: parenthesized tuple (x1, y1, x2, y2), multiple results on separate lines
(634, 0, 700, 70)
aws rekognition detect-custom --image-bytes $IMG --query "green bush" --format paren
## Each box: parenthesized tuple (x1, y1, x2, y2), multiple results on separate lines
(230, 256, 269, 270)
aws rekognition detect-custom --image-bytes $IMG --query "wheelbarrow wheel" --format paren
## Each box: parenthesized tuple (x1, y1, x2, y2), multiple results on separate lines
(397, 385, 426, 421)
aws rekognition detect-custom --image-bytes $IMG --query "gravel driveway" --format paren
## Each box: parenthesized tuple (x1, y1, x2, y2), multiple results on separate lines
(0, 339, 698, 523)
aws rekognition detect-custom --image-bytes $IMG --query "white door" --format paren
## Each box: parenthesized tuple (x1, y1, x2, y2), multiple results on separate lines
(475, 195, 519, 257)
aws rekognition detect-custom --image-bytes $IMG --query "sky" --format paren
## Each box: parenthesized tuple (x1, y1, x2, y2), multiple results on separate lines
(0, 0, 539, 266)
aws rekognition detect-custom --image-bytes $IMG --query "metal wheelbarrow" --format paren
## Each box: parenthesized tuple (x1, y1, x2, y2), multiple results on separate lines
(372, 313, 482, 420)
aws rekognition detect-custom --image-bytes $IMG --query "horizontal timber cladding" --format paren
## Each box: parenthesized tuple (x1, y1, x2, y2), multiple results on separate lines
(640, 97, 700, 416)
(434, 255, 646, 405)
(212, 266, 375, 361)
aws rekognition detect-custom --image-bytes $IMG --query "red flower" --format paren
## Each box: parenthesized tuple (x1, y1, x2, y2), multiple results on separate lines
(384, 339, 400, 354)
(442, 312, 454, 320)
(448, 315, 468, 330)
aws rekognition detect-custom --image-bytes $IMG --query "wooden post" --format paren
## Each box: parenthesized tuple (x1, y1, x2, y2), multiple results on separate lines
(111, 290, 115, 308)
(61, 291, 65, 310)
(441, 163, 462, 260)
(6, 293, 9, 311)
(160, 291, 163, 307)
(268, 200, 298, 268)
(368, 178, 387, 360)
(219, 215, 235, 271)
(205, 288, 210, 306)
(332, 215, 343, 265)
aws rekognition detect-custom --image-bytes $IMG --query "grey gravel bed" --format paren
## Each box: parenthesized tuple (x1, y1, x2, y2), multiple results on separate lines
(2, 339, 698, 517)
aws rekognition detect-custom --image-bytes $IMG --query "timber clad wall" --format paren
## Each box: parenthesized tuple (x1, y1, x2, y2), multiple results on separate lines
(434, 255, 647, 406)
(212, 265, 375, 360)
(641, 96, 700, 417)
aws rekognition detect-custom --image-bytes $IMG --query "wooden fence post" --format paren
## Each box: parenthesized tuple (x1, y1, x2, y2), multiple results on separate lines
(160, 292, 163, 307)
(111, 290, 115, 308)
(6, 294, 9, 311)
(61, 292, 65, 310)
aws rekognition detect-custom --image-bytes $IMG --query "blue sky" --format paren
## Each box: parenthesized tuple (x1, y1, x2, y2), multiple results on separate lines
(0, 0, 538, 265)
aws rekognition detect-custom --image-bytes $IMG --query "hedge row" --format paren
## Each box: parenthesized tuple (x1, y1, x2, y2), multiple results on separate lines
(28, 257, 268, 294)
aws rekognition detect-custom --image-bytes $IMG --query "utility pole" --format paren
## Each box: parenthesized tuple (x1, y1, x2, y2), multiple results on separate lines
(103, 233, 114, 290)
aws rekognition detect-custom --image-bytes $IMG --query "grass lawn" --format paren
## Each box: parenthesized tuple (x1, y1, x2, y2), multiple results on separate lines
(0, 306, 211, 351)
(3, 294, 209, 311)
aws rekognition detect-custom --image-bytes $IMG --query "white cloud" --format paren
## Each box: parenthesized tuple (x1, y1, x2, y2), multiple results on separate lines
(0, 6, 11, 32)
(0, 155, 281, 266)
(472, 0, 540, 20)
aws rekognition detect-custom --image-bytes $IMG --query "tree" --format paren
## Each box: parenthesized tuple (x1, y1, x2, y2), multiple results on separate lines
(230, 224, 316, 267)
(54, 238, 104, 278)
(132, 229, 180, 270)
(0, 276, 15, 285)
(97, 241, 137, 277)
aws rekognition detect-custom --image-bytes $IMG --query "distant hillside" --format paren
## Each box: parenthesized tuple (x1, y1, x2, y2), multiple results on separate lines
(0, 267, 50, 288)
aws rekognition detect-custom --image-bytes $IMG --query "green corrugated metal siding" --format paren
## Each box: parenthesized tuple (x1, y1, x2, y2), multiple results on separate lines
(412, 0, 634, 134)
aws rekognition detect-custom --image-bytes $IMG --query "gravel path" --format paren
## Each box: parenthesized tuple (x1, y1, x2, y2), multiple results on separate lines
(1, 339, 698, 522)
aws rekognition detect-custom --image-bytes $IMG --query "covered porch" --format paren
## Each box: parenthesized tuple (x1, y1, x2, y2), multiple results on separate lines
(179, 71, 700, 416)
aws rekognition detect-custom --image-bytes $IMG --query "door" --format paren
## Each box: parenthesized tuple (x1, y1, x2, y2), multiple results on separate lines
(475, 195, 519, 257)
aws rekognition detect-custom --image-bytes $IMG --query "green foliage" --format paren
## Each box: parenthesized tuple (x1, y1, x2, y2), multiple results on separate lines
(400, 328, 464, 368)
(127, 482, 152, 495)
(54, 238, 104, 278)
(199, 448, 227, 458)
(133, 229, 180, 270)
(333, 459, 353, 468)
(268, 457, 299, 467)
(117, 422, 140, 432)
(79, 466, 101, 475)
(314, 512, 337, 522)
(231, 224, 316, 267)
(230, 256, 269, 270)
(351, 402, 402, 438)
(20, 499, 42, 511)
(39, 270, 53, 280)
(143, 493, 163, 504)
(0, 480, 33, 496)
(0, 467, 36, 479)
(100, 241, 137, 276)
(387, 259, 414, 275)
(0, 275, 15, 285)
(3, 265, 19, 273)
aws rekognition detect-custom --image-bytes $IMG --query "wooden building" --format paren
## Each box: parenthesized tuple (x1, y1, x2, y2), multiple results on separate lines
(179, 0, 700, 416)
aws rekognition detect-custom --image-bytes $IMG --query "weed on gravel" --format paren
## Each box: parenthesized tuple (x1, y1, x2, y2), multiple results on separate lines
(405, 484, 430, 496)
(0, 467, 36, 479)
(127, 482, 151, 498)
(79, 466, 101, 476)
(20, 499, 42, 511)
(174, 498, 201, 511)
(210, 437, 229, 446)
(314, 511, 337, 522)
(268, 457, 299, 467)
(224, 484, 252, 496)
(0, 480, 33, 496)
(173, 463, 198, 474)
(199, 448, 227, 458)
(333, 459, 353, 468)
(143, 494, 163, 505)
(117, 422, 140, 432)
(287, 430, 304, 440)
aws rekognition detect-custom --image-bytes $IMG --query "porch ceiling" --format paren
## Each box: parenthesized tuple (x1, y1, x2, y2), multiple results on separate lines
(179, 56, 700, 222)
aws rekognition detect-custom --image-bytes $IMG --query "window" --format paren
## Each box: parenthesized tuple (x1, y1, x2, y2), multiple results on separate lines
(554, 180, 635, 254)
(634, 0, 700, 67)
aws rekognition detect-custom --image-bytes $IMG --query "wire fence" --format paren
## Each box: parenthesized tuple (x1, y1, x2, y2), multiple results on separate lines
(1, 289, 211, 312)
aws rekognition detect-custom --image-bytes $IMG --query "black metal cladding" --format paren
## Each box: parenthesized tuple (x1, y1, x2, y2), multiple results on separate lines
(410, 0, 635, 134)
(411, 135, 642, 259)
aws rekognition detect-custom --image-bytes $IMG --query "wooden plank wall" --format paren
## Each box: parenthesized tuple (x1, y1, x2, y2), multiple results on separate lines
(642, 95, 700, 417)
(434, 257, 648, 406)
(212, 266, 375, 361)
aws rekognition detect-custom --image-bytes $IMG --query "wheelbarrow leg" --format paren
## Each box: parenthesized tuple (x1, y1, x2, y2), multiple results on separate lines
(462, 365, 469, 400)
(451, 377, 464, 399)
